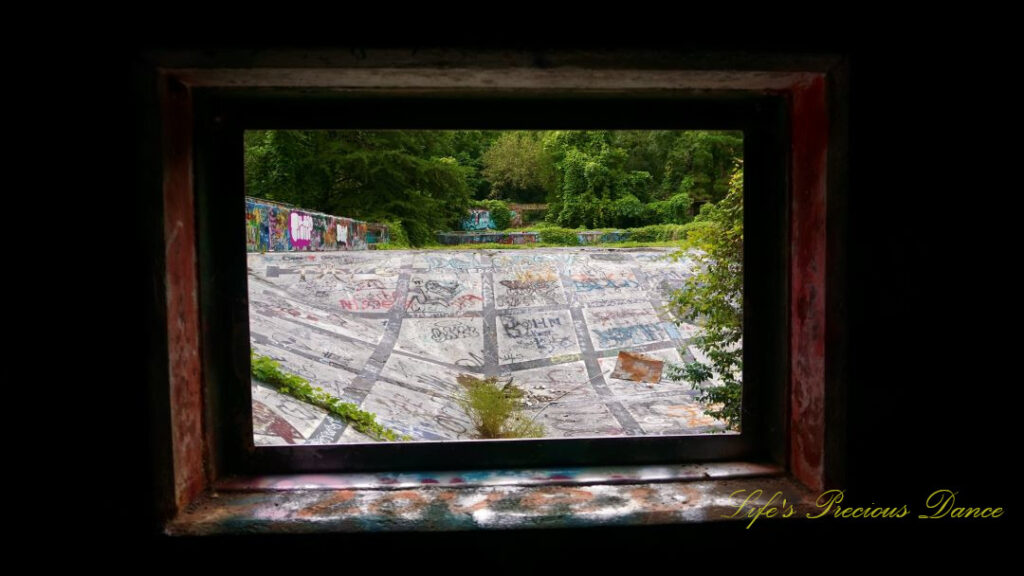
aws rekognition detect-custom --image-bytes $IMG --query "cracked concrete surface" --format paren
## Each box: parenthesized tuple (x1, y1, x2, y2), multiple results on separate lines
(248, 248, 732, 445)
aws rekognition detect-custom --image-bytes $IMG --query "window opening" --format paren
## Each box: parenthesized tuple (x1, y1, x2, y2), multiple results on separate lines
(242, 129, 745, 446)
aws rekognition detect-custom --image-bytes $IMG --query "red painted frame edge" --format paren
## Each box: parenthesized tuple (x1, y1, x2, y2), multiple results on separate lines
(154, 59, 841, 517)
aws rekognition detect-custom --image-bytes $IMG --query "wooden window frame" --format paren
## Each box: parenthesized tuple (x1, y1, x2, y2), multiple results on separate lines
(148, 50, 846, 524)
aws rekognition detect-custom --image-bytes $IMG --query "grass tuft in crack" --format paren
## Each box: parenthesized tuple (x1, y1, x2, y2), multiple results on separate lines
(456, 374, 544, 439)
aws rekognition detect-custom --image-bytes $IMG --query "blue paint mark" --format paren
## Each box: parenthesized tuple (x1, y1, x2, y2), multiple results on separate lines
(663, 322, 681, 340)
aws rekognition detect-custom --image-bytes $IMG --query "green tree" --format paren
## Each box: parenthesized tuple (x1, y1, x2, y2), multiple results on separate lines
(544, 131, 630, 228)
(481, 131, 556, 203)
(245, 130, 473, 246)
(661, 131, 743, 204)
(667, 160, 744, 430)
(452, 130, 499, 200)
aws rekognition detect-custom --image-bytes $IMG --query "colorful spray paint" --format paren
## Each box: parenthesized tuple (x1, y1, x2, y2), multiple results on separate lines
(245, 197, 387, 252)
(437, 232, 540, 245)
(461, 209, 495, 231)
(245, 199, 270, 252)
(436, 230, 631, 246)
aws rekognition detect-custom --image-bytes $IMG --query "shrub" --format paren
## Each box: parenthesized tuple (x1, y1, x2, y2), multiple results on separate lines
(625, 224, 691, 242)
(383, 220, 410, 248)
(612, 193, 645, 227)
(456, 375, 544, 439)
(529, 219, 556, 229)
(403, 218, 438, 247)
(520, 209, 547, 225)
(539, 227, 580, 246)
(645, 192, 693, 225)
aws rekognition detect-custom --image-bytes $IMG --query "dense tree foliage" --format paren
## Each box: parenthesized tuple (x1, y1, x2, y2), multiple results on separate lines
(245, 130, 476, 246)
(451, 130, 499, 200)
(481, 131, 555, 203)
(244, 129, 741, 245)
(543, 130, 742, 229)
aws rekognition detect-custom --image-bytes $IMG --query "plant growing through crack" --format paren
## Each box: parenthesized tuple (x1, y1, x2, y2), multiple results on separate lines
(251, 350, 410, 441)
(456, 374, 545, 439)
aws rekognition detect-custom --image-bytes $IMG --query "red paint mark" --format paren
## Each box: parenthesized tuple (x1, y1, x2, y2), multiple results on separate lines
(448, 477, 465, 484)
(420, 478, 439, 484)
(253, 401, 302, 445)
(306, 315, 318, 321)
(378, 476, 399, 485)
(548, 474, 572, 480)
(790, 74, 828, 492)
(454, 294, 483, 308)
(162, 75, 205, 512)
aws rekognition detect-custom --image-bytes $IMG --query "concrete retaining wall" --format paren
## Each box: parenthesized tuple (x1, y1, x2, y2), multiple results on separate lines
(245, 197, 388, 252)
(437, 230, 631, 245)
(437, 231, 541, 245)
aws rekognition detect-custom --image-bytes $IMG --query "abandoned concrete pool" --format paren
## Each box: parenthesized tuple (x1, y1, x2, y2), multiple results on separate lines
(248, 247, 731, 444)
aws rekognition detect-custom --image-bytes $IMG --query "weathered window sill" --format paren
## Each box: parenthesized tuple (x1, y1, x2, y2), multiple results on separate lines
(166, 462, 817, 534)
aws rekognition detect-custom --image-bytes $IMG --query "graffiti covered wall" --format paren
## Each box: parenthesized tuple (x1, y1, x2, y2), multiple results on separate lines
(245, 200, 271, 252)
(245, 197, 386, 252)
(437, 230, 631, 246)
(461, 209, 495, 231)
(437, 232, 541, 245)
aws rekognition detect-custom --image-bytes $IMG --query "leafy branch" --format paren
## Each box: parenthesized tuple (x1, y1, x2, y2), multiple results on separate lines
(666, 160, 744, 431)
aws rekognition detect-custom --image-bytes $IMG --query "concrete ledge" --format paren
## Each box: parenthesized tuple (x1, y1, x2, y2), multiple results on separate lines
(167, 464, 817, 534)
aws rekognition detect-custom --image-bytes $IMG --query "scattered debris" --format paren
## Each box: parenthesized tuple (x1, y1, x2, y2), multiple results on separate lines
(610, 351, 664, 383)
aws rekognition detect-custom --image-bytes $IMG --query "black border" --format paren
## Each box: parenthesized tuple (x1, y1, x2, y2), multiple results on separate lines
(194, 90, 789, 475)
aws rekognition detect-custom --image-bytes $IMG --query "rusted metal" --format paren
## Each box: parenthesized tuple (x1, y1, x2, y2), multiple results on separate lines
(611, 350, 665, 383)
(790, 75, 829, 492)
(161, 74, 206, 512)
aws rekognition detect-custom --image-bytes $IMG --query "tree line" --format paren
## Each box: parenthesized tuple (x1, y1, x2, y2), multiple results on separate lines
(244, 129, 742, 246)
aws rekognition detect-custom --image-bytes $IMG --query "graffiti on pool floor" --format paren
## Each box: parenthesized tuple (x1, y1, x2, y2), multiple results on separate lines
(593, 323, 667, 349)
(430, 321, 481, 343)
(498, 312, 578, 362)
(247, 248, 730, 444)
(406, 277, 484, 314)
(339, 291, 399, 311)
(495, 268, 564, 308)
(253, 400, 303, 444)
(421, 255, 485, 271)
(572, 274, 640, 293)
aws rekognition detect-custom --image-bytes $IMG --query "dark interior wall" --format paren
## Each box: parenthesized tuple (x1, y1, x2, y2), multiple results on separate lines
(844, 46, 1013, 495)
(67, 31, 1012, 558)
